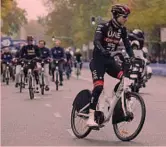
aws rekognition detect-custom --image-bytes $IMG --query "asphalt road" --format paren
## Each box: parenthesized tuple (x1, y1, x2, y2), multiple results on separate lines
(1, 69, 166, 146)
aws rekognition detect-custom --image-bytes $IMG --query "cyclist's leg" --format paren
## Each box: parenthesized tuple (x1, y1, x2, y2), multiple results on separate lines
(106, 59, 123, 92)
(9, 64, 14, 79)
(59, 61, 64, 85)
(32, 62, 40, 93)
(80, 60, 83, 70)
(106, 59, 126, 122)
(2, 63, 6, 82)
(49, 62, 52, 75)
(15, 64, 21, 87)
(87, 58, 105, 126)
(51, 62, 55, 81)
(44, 63, 50, 90)
(23, 66, 28, 83)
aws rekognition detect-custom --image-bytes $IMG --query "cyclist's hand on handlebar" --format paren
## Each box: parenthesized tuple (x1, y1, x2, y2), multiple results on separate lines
(101, 48, 110, 56)
(64, 58, 67, 62)
(50, 58, 53, 62)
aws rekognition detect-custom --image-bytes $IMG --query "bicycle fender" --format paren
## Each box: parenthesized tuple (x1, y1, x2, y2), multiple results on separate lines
(72, 89, 92, 111)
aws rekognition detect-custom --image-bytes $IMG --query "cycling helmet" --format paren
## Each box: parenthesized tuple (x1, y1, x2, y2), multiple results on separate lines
(76, 48, 81, 53)
(132, 29, 144, 40)
(111, 4, 130, 18)
(66, 48, 69, 52)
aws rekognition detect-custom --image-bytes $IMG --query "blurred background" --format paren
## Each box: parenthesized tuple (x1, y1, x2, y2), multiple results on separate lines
(1, 0, 166, 63)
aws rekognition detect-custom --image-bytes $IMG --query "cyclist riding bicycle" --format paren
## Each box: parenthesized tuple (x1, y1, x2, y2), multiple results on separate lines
(87, 4, 134, 127)
(1, 46, 14, 82)
(51, 39, 66, 86)
(14, 43, 26, 87)
(129, 29, 149, 60)
(38, 40, 51, 91)
(20, 35, 41, 93)
(65, 48, 72, 74)
(74, 48, 83, 71)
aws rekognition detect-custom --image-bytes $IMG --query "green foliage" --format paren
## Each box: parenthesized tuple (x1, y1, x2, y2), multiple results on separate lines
(41, 0, 166, 47)
(1, 0, 28, 35)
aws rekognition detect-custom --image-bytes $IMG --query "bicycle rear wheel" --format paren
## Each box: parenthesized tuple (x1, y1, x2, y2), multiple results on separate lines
(29, 76, 34, 99)
(113, 92, 146, 141)
(71, 89, 92, 138)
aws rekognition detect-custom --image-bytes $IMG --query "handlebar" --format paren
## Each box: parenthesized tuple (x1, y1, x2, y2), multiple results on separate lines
(110, 50, 129, 60)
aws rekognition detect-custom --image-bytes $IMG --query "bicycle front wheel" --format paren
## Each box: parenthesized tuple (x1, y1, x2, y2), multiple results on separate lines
(113, 92, 146, 141)
(55, 71, 59, 91)
(41, 74, 45, 95)
(29, 76, 34, 99)
(20, 74, 23, 93)
(6, 69, 9, 85)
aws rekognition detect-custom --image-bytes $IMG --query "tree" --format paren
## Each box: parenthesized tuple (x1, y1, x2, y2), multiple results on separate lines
(41, 0, 166, 47)
(1, 0, 28, 35)
(1, 0, 13, 19)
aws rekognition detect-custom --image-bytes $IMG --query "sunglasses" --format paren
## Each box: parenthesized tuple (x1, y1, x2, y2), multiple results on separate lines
(122, 15, 128, 18)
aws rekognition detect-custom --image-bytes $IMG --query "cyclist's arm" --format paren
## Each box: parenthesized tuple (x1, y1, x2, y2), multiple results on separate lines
(20, 46, 26, 58)
(47, 48, 51, 58)
(50, 48, 54, 58)
(61, 47, 66, 60)
(94, 23, 106, 52)
(122, 27, 134, 57)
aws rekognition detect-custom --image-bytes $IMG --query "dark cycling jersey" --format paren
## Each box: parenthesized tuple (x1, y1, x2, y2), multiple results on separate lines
(20, 45, 41, 59)
(93, 20, 134, 58)
(51, 47, 66, 60)
(40, 47, 51, 59)
(1, 52, 13, 63)
(74, 53, 82, 62)
(66, 52, 72, 62)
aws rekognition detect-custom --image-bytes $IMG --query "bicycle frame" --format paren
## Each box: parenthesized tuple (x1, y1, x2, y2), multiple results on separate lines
(39, 60, 45, 79)
(5, 62, 10, 78)
(27, 61, 35, 88)
(77, 75, 131, 125)
(55, 60, 59, 74)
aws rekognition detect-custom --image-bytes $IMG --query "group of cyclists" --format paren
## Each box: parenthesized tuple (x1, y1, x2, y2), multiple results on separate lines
(1, 4, 150, 128)
(1, 36, 83, 93)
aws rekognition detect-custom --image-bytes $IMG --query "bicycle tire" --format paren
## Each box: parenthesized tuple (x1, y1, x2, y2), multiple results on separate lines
(41, 73, 45, 95)
(113, 92, 146, 141)
(71, 105, 92, 138)
(55, 71, 59, 91)
(29, 76, 34, 99)
(76, 67, 79, 79)
(20, 74, 23, 93)
(6, 70, 9, 85)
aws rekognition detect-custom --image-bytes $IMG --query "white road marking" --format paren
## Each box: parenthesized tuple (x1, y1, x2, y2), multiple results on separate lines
(45, 103, 52, 107)
(72, 75, 91, 82)
(67, 129, 75, 137)
(53, 112, 62, 118)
